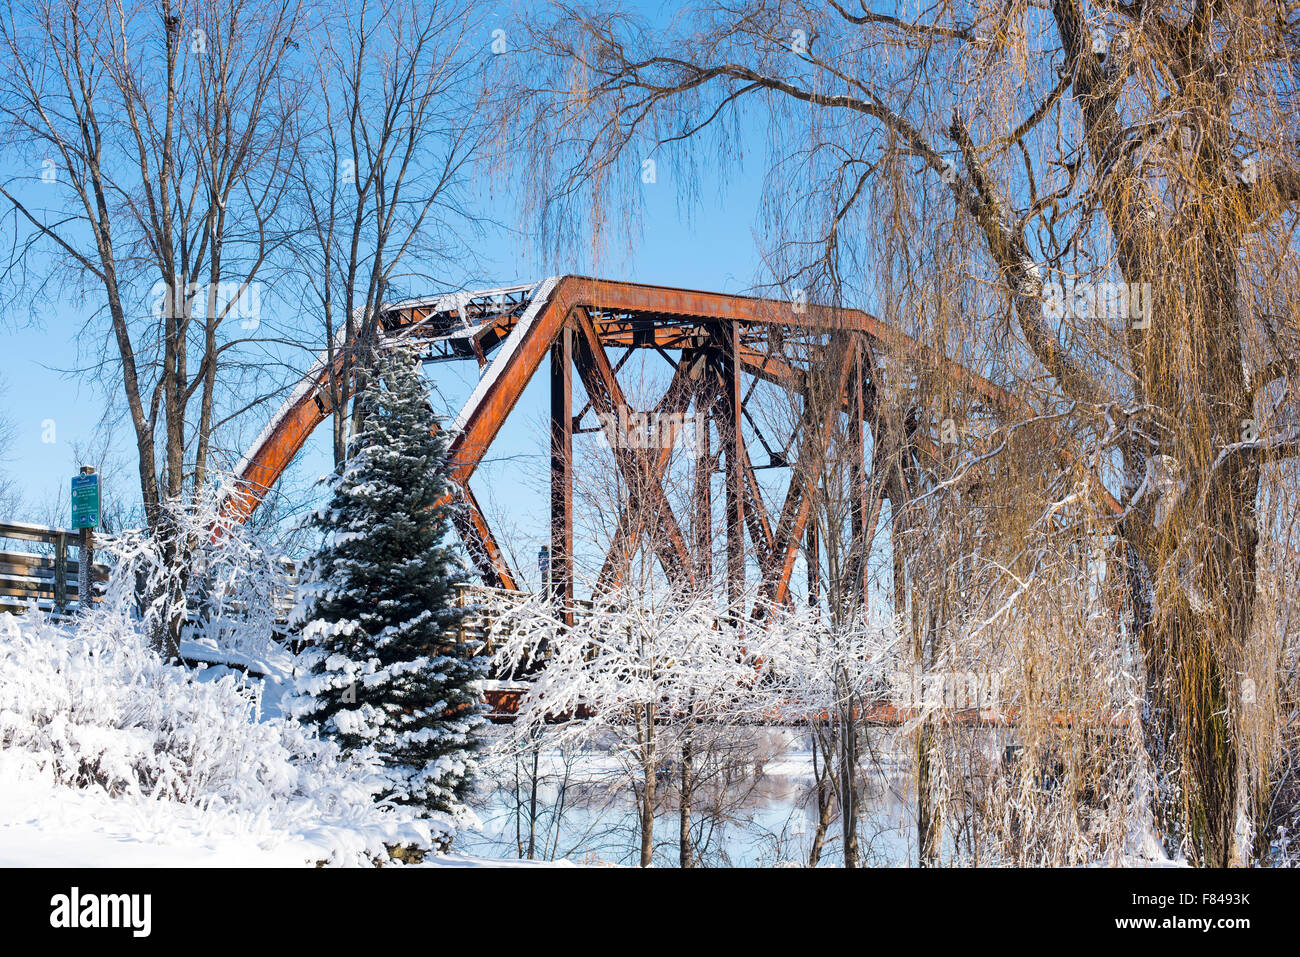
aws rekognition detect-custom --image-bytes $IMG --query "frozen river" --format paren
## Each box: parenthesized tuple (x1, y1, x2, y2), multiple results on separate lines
(458, 728, 922, 867)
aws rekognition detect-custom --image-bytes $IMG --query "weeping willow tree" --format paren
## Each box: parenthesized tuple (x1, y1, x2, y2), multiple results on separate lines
(508, 0, 1300, 865)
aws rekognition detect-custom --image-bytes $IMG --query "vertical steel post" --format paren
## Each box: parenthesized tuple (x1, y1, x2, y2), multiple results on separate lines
(691, 348, 713, 594)
(78, 528, 93, 612)
(717, 323, 745, 607)
(806, 518, 819, 611)
(76, 465, 95, 613)
(550, 324, 574, 622)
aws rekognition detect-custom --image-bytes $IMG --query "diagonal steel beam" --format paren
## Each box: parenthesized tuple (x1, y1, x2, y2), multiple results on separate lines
(738, 438, 775, 570)
(432, 416, 520, 591)
(764, 334, 860, 605)
(455, 483, 520, 591)
(571, 307, 696, 589)
(706, 322, 747, 606)
(596, 357, 695, 591)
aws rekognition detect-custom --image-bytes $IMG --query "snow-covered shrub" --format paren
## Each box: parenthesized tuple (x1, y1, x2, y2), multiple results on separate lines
(96, 489, 291, 666)
(0, 610, 446, 863)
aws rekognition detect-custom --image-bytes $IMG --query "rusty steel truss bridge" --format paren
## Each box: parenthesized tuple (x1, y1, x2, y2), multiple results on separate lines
(219, 276, 1119, 616)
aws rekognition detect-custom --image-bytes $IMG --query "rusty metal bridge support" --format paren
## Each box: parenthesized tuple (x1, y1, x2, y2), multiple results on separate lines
(550, 323, 573, 619)
(220, 276, 1121, 615)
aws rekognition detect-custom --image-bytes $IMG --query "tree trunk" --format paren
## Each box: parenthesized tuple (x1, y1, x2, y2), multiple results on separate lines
(527, 744, 541, 860)
(916, 719, 940, 866)
(808, 725, 834, 867)
(838, 694, 859, 868)
(147, 509, 188, 659)
(639, 705, 656, 867)
(678, 730, 694, 868)
(1136, 568, 1252, 866)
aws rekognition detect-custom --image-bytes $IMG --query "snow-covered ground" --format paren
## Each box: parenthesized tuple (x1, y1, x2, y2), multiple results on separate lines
(0, 602, 1180, 868)
(0, 760, 559, 867)
(0, 609, 561, 868)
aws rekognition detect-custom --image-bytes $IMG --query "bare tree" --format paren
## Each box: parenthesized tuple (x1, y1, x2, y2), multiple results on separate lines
(0, 0, 305, 651)
(485, 580, 776, 867)
(289, 0, 489, 467)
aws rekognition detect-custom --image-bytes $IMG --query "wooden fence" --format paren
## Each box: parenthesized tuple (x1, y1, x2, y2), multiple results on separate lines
(0, 524, 521, 636)
(0, 525, 563, 667)
(0, 521, 110, 618)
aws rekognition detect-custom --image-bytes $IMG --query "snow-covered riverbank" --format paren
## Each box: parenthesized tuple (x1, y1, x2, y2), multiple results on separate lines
(0, 610, 529, 867)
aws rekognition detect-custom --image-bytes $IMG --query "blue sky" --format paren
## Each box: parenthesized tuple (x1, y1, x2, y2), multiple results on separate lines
(0, 0, 903, 605)
(1, 102, 769, 567)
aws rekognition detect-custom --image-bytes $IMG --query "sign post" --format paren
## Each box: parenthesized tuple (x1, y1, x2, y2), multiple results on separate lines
(536, 545, 553, 659)
(71, 467, 100, 611)
(537, 545, 551, 595)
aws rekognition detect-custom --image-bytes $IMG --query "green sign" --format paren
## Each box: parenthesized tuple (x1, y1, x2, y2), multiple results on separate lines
(71, 473, 100, 530)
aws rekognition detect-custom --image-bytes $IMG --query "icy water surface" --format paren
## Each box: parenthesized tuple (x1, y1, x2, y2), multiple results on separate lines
(459, 728, 921, 867)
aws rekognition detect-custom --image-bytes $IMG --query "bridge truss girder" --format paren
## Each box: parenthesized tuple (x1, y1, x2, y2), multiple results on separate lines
(221, 276, 1121, 612)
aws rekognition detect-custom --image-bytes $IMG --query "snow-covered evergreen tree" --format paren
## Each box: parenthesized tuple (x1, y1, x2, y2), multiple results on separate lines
(289, 344, 485, 826)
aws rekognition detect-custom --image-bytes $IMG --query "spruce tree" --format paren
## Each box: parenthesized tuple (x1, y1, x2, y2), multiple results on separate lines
(290, 345, 485, 826)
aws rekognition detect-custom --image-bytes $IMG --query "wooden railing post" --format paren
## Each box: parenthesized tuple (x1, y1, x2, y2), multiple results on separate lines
(54, 531, 68, 613)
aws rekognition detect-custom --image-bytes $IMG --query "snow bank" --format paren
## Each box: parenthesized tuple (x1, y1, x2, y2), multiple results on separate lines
(0, 610, 442, 866)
